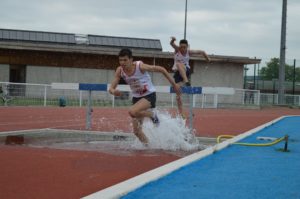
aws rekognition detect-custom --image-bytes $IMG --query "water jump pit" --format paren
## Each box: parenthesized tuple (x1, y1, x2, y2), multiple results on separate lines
(1, 111, 218, 156)
(0, 128, 216, 157)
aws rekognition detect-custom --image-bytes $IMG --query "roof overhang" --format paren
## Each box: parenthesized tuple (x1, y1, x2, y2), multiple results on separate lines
(0, 41, 261, 65)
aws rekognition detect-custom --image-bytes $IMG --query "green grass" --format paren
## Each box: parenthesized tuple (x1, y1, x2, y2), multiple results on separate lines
(0, 97, 132, 107)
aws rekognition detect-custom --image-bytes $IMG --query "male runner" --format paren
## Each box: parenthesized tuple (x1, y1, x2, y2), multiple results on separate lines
(170, 36, 210, 117)
(109, 48, 181, 144)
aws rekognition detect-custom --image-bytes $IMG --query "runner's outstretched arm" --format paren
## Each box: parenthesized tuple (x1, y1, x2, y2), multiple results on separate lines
(140, 63, 181, 95)
(190, 50, 211, 62)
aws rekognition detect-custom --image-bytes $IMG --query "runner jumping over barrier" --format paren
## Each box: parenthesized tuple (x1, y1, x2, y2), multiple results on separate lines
(109, 48, 181, 145)
(170, 36, 210, 117)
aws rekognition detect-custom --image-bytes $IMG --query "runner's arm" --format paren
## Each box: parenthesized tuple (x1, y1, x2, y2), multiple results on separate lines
(140, 63, 181, 95)
(189, 50, 211, 62)
(108, 67, 122, 96)
(170, 36, 179, 52)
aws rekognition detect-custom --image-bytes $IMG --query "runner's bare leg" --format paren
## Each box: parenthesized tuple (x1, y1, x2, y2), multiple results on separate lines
(129, 98, 152, 144)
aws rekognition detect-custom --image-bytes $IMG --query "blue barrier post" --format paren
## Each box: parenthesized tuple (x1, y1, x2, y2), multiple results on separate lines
(171, 86, 202, 131)
(79, 83, 107, 130)
(189, 93, 193, 131)
(86, 90, 92, 130)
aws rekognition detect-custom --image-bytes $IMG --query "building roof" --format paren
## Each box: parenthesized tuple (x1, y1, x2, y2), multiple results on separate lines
(0, 28, 260, 65)
(0, 28, 162, 51)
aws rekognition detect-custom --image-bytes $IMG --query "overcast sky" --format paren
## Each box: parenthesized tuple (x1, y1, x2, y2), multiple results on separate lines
(1, 0, 299, 62)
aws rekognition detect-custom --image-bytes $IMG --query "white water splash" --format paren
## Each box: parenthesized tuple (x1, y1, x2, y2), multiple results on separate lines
(131, 110, 203, 151)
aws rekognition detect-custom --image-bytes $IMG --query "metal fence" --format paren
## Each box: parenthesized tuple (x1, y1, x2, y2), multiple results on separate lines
(1, 82, 299, 108)
(260, 93, 300, 106)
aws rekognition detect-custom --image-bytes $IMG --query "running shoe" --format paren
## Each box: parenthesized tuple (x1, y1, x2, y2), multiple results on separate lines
(185, 82, 191, 87)
(151, 112, 160, 126)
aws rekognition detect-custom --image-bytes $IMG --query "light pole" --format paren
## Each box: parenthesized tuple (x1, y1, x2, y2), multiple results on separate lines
(244, 67, 249, 89)
(184, 0, 189, 83)
(272, 78, 278, 104)
(254, 57, 256, 89)
(292, 59, 296, 95)
(184, 0, 188, 39)
(278, 0, 287, 104)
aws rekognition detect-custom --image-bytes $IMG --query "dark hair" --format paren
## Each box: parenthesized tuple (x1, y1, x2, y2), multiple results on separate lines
(118, 48, 133, 58)
(179, 39, 188, 45)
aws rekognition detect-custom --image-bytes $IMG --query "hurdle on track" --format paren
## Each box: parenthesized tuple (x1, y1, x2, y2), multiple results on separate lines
(51, 83, 202, 130)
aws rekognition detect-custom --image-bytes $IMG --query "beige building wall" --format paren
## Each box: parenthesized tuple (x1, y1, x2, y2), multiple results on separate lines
(0, 64, 9, 82)
(25, 66, 115, 100)
(25, 62, 244, 89)
(192, 61, 244, 88)
(4, 63, 245, 104)
(26, 65, 115, 84)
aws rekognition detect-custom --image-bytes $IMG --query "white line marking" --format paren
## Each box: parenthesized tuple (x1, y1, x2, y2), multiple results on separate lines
(82, 116, 287, 199)
(0, 119, 85, 126)
(0, 128, 50, 135)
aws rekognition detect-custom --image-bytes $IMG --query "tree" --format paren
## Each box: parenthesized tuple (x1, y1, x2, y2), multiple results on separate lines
(260, 58, 300, 81)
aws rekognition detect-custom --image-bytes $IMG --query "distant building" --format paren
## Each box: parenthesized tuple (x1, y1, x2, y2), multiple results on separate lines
(0, 28, 260, 88)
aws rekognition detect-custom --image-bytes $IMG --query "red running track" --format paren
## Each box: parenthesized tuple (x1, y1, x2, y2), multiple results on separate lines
(0, 107, 299, 198)
(1, 106, 299, 136)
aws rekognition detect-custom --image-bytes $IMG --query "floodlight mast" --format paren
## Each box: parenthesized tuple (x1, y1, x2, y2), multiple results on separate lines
(278, 0, 287, 104)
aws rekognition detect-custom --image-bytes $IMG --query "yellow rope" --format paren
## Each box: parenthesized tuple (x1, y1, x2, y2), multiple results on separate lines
(216, 135, 234, 144)
(217, 135, 288, 147)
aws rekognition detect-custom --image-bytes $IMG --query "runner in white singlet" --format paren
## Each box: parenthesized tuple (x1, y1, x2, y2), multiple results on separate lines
(109, 49, 181, 145)
(172, 50, 191, 71)
(170, 36, 211, 117)
(120, 61, 156, 98)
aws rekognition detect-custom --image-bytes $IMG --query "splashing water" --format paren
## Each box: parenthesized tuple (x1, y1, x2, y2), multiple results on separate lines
(131, 110, 203, 151)
(22, 110, 204, 154)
